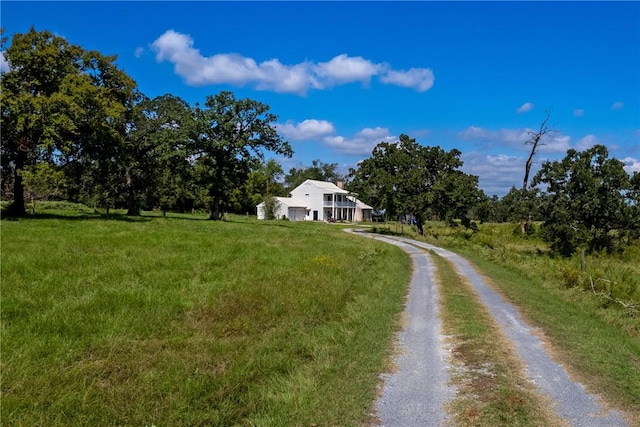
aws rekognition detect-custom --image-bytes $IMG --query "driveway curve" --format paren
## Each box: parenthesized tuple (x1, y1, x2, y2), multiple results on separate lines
(348, 230, 629, 427)
(346, 231, 454, 426)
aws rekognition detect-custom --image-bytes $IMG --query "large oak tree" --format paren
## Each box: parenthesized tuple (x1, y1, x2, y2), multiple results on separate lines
(348, 134, 484, 233)
(533, 144, 638, 256)
(190, 91, 292, 220)
(1, 28, 139, 215)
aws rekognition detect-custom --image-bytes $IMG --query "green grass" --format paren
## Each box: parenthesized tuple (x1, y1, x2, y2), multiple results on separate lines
(1, 205, 410, 425)
(431, 251, 563, 427)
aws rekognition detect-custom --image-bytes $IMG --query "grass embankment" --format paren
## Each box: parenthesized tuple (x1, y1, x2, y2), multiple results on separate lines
(432, 252, 563, 427)
(382, 221, 640, 424)
(1, 204, 410, 425)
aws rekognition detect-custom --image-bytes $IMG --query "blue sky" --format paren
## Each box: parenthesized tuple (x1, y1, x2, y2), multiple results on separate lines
(2, 1, 639, 196)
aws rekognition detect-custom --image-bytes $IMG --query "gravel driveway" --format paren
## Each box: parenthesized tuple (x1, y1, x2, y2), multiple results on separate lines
(349, 230, 629, 427)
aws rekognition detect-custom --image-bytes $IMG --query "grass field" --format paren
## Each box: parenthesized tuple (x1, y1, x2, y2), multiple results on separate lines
(1, 204, 410, 425)
(3, 205, 639, 425)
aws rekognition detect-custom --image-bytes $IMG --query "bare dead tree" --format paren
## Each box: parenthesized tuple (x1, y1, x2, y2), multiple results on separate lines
(520, 112, 554, 234)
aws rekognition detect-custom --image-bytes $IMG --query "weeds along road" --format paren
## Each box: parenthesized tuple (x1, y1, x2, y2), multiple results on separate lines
(347, 230, 629, 427)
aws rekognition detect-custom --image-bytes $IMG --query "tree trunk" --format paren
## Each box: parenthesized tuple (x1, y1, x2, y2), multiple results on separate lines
(415, 215, 424, 235)
(209, 197, 222, 220)
(126, 170, 140, 216)
(10, 150, 27, 216)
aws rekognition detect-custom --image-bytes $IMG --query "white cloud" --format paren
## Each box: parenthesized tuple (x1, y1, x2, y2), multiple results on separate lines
(573, 109, 584, 117)
(150, 30, 434, 95)
(461, 152, 529, 196)
(611, 101, 624, 110)
(575, 134, 599, 151)
(540, 135, 571, 154)
(621, 157, 640, 174)
(323, 127, 396, 156)
(134, 47, 145, 58)
(458, 125, 570, 154)
(379, 67, 435, 92)
(516, 102, 534, 113)
(0, 51, 9, 73)
(458, 126, 530, 146)
(276, 119, 335, 140)
(313, 54, 381, 85)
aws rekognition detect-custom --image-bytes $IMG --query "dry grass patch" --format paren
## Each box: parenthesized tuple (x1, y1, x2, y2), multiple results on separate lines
(431, 251, 565, 427)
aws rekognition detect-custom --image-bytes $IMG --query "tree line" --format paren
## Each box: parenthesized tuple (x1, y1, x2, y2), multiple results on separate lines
(2, 28, 639, 257)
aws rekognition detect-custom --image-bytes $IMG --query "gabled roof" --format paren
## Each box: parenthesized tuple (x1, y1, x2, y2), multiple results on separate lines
(356, 200, 373, 210)
(256, 197, 307, 209)
(296, 179, 350, 194)
(276, 197, 307, 208)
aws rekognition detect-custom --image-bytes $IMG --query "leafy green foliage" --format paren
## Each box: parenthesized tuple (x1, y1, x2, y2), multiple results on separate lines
(348, 134, 485, 228)
(1, 27, 140, 215)
(284, 159, 342, 190)
(262, 195, 281, 220)
(533, 145, 638, 256)
(191, 91, 292, 220)
(18, 163, 67, 212)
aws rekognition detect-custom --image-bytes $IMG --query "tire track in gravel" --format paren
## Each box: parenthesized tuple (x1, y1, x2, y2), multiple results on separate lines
(348, 231, 455, 427)
(357, 230, 629, 427)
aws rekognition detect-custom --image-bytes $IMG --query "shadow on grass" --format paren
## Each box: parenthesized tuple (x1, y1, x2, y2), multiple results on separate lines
(1, 211, 155, 222)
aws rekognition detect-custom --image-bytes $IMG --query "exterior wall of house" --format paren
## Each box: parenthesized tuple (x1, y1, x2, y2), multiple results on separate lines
(289, 181, 326, 220)
(290, 181, 356, 221)
(257, 198, 306, 221)
(355, 208, 373, 222)
(288, 207, 307, 221)
(257, 180, 371, 222)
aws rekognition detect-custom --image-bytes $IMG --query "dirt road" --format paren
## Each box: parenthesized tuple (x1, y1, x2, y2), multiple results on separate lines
(350, 230, 629, 427)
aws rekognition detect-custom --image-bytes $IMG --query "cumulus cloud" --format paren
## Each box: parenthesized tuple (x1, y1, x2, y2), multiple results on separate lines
(573, 109, 584, 117)
(134, 47, 145, 58)
(0, 51, 9, 73)
(150, 30, 434, 95)
(313, 54, 381, 86)
(516, 102, 534, 113)
(575, 134, 599, 151)
(621, 157, 640, 174)
(323, 127, 396, 156)
(379, 67, 435, 92)
(458, 125, 570, 154)
(276, 119, 335, 140)
(611, 101, 624, 110)
(461, 152, 529, 196)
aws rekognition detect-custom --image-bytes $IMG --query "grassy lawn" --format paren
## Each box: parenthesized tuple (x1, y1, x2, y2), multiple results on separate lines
(1, 205, 410, 426)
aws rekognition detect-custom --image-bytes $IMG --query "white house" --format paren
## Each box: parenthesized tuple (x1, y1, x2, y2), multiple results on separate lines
(256, 179, 373, 222)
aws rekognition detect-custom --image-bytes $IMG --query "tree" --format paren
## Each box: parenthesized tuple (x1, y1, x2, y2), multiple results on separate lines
(348, 134, 482, 233)
(532, 144, 636, 257)
(1, 27, 139, 215)
(431, 171, 486, 228)
(284, 159, 342, 190)
(519, 112, 553, 234)
(127, 94, 195, 215)
(245, 159, 286, 210)
(501, 186, 541, 233)
(190, 91, 292, 220)
(19, 163, 67, 213)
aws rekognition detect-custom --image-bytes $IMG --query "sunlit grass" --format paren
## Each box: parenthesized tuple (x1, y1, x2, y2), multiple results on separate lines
(1, 206, 410, 425)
